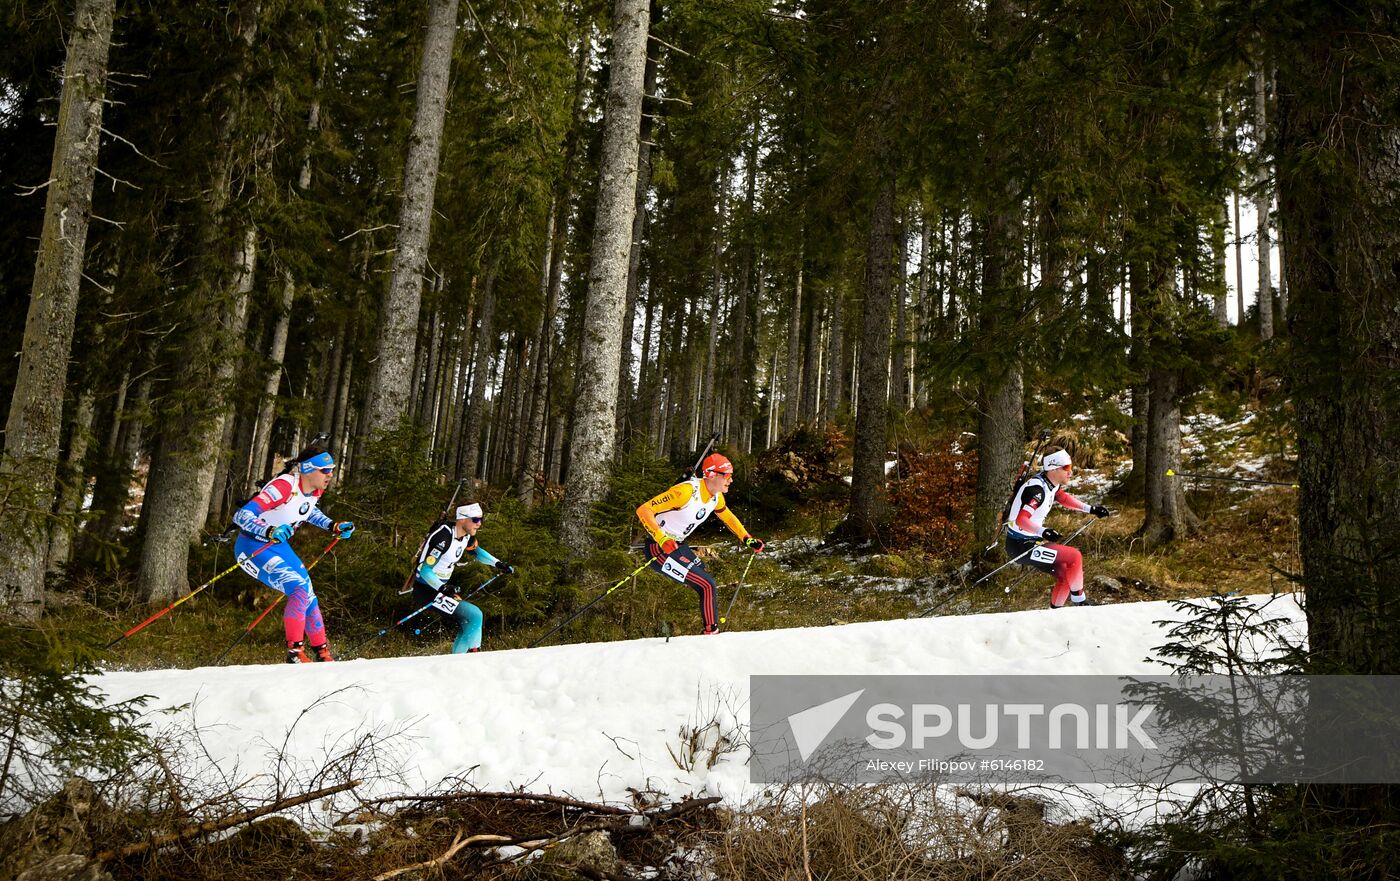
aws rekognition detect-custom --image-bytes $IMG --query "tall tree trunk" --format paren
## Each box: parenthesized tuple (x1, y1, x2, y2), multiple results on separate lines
(133, 9, 263, 603)
(783, 253, 804, 435)
(201, 226, 257, 529)
(700, 166, 728, 438)
(616, 45, 657, 448)
(1253, 65, 1274, 341)
(461, 263, 498, 482)
(1122, 251, 1149, 498)
(0, 0, 115, 617)
(558, 0, 649, 556)
(915, 208, 932, 408)
(800, 290, 822, 424)
(1277, 4, 1400, 673)
(973, 128, 1026, 548)
(1232, 189, 1245, 324)
(140, 219, 257, 603)
(823, 290, 845, 427)
(728, 121, 759, 449)
(892, 215, 908, 410)
(46, 391, 96, 576)
(520, 205, 558, 504)
(248, 271, 295, 494)
(87, 374, 149, 555)
(846, 172, 895, 542)
(363, 0, 460, 437)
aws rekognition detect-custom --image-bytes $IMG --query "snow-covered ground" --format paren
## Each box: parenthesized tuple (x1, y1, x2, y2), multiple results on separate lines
(94, 595, 1304, 807)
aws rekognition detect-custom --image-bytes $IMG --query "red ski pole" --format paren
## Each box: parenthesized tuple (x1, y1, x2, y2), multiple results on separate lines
(212, 536, 341, 665)
(105, 539, 276, 650)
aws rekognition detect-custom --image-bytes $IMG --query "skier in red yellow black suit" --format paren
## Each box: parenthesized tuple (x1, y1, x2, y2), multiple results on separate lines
(635, 453, 764, 634)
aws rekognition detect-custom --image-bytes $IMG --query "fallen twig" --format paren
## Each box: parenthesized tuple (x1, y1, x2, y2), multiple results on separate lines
(95, 779, 360, 861)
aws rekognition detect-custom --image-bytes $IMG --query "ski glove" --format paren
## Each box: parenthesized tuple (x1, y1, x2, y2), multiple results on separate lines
(743, 535, 766, 553)
(1041, 528, 1064, 543)
(494, 560, 514, 575)
(265, 523, 294, 543)
(441, 583, 460, 597)
(335, 521, 355, 539)
(1089, 505, 1112, 518)
(660, 538, 680, 556)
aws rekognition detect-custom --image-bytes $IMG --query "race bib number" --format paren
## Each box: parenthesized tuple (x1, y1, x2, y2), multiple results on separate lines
(660, 556, 693, 583)
(1030, 546, 1058, 565)
(432, 594, 460, 614)
(237, 555, 260, 578)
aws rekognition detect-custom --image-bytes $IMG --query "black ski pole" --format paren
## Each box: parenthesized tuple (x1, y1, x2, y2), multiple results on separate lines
(529, 558, 655, 648)
(719, 552, 757, 629)
(1166, 469, 1297, 488)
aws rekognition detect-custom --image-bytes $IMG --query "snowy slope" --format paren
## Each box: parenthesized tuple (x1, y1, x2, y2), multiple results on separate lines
(94, 595, 1305, 805)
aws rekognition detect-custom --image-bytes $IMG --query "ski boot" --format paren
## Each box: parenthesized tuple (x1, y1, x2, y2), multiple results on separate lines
(286, 640, 310, 664)
(309, 643, 334, 662)
(1068, 592, 1097, 607)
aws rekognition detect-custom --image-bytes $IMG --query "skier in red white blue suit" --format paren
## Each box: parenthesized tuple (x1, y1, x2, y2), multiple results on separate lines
(233, 448, 354, 663)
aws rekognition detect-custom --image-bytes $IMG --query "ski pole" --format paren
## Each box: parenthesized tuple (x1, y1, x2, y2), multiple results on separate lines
(345, 599, 442, 657)
(212, 536, 341, 665)
(105, 539, 277, 650)
(921, 519, 1097, 618)
(529, 558, 656, 648)
(998, 517, 1097, 595)
(1166, 469, 1297, 489)
(458, 572, 503, 602)
(719, 552, 757, 628)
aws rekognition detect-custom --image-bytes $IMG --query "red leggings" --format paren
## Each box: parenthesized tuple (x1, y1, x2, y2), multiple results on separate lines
(1006, 538, 1084, 607)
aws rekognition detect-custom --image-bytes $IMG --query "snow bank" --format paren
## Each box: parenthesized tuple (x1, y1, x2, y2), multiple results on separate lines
(93, 595, 1305, 805)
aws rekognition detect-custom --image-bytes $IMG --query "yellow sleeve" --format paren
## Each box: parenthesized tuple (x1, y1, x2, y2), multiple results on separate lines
(636, 482, 694, 543)
(714, 494, 749, 540)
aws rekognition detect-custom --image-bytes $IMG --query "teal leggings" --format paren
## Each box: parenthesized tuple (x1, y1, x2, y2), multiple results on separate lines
(413, 581, 483, 653)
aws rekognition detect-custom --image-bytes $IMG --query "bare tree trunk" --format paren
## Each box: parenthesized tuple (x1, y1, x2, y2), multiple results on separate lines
(801, 290, 822, 424)
(915, 208, 932, 408)
(363, 0, 460, 437)
(700, 166, 728, 438)
(201, 226, 258, 529)
(973, 199, 1025, 546)
(557, 0, 649, 556)
(88, 374, 149, 554)
(0, 0, 115, 617)
(248, 271, 295, 494)
(616, 46, 657, 448)
(141, 220, 257, 603)
(783, 254, 803, 435)
(823, 290, 845, 428)
(847, 171, 895, 542)
(46, 391, 96, 577)
(461, 263, 498, 482)
(1232, 189, 1245, 324)
(892, 214, 909, 410)
(1254, 65, 1274, 340)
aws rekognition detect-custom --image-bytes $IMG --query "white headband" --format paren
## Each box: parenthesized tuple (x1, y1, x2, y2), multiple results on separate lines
(1042, 450, 1072, 470)
(456, 503, 483, 520)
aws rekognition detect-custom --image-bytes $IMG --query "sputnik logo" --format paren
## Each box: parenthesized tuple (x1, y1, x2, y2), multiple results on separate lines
(787, 689, 864, 761)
